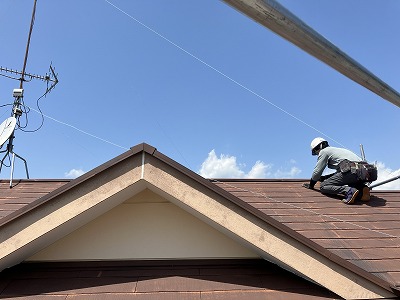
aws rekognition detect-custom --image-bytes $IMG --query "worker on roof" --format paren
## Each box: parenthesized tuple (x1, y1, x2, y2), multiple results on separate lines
(302, 137, 376, 204)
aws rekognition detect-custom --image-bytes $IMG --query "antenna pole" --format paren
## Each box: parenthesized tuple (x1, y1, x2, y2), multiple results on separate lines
(0, 0, 58, 186)
(0, 0, 37, 186)
(2, 92, 30, 187)
(20, 0, 37, 89)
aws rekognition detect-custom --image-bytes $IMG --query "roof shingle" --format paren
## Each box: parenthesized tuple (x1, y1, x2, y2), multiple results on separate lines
(0, 260, 339, 299)
(214, 179, 400, 291)
(1, 144, 399, 298)
(0, 180, 69, 220)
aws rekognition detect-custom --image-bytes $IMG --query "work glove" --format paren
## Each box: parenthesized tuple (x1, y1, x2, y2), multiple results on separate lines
(302, 179, 317, 189)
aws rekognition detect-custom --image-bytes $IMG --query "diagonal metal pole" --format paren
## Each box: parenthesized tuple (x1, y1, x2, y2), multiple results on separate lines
(370, 175, 400, 190)
(20, 0, 37, 89)
(221, 0, 400, 108)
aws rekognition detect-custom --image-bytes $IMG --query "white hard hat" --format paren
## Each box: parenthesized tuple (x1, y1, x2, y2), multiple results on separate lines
(310, 137, 327, 155)
(310, 137, 326, 150)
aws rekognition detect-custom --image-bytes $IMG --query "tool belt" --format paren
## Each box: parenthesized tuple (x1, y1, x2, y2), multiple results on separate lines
(339, 159, 378, 182)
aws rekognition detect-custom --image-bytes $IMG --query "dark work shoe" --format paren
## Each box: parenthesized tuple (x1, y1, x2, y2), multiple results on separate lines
(360, 186, 370, 201)
(343, 188, 359, 205)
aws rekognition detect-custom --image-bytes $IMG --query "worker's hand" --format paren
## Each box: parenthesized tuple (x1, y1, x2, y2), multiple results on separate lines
(302, 183, 313, 189)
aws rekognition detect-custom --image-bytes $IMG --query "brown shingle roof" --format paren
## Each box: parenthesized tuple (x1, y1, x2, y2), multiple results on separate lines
(0, 259, 338, 299)
(0, 180, 69, 220)
(0, 143, 399, 298)
(213, 179, 400, 292)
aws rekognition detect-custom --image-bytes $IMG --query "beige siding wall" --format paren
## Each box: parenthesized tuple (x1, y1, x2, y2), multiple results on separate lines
(28, 189, 259, 261)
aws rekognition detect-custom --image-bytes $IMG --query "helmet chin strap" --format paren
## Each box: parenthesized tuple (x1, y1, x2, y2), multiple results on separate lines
(314, 144, 323, 155)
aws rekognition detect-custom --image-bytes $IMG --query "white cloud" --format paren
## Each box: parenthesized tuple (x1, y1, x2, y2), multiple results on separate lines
(274, 166, 301, 178)
(199, 150, 271, 179)
(198, 150, 303, 179)
(245, 161, 272, 179)
(64, 168, 85, 179)
(372, 162, 400, 190)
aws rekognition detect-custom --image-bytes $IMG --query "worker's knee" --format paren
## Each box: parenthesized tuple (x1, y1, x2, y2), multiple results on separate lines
(320, 180, 328, 191)
(319, 181, 334, 194)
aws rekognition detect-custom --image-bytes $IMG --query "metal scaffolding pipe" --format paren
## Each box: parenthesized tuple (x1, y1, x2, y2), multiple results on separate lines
(370, 175, 400, 189)
(222, 0, 400, 108)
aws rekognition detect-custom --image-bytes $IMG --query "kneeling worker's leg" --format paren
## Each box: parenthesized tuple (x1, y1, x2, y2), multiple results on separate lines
(320, 173, 350, 195)
(320, 172, 360, 204)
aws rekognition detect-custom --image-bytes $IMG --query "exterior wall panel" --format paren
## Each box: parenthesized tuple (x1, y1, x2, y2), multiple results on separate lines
(28, 189, 259, 261)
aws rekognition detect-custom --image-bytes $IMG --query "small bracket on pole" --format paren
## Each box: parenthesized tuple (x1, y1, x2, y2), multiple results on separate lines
(360, 144, 366, 162)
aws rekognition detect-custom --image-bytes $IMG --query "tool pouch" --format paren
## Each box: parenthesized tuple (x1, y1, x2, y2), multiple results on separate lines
(356, 162, 378, 182)
(339, 160, 377, 182)
(339, 159, 352, 173)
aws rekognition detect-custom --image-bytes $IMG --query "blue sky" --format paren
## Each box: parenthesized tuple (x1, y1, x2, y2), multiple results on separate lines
(0, 1, 399, 189)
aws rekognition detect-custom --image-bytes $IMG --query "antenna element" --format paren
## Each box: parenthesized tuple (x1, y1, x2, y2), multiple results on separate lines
(0, 0, 58, 187)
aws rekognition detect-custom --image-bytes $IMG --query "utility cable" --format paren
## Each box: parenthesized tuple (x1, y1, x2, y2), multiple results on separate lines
(154, 119, 193, 170)
(103, 1, 400, 184)
(28, 106, 129, 150)
(19, 90, 48, 133)
(104, 0, 346, 148)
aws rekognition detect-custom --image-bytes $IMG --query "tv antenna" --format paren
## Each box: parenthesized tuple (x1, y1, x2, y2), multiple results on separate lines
(0, 0, 59, 187)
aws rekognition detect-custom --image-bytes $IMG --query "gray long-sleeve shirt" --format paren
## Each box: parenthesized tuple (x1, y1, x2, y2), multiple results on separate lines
(312, 146, 361, 181)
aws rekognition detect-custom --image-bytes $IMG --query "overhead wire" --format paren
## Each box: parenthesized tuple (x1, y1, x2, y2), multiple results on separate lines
(27, 106, 129, 151)
(99, 1, 400, 239)
(0, 104, 13, 109)
(19, 89, 48, 133)
(103, 1, 399, 182)
(2, 1, 396, 190)
(104, 0, 346, 149)
(154, 119, 193, 170)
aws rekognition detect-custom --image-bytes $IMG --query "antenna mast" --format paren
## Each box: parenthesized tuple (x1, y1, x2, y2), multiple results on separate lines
(0, 0, 58, 187)
(20, 0, 37, 90)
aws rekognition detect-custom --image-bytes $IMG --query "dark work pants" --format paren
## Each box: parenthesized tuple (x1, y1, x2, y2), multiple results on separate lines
(320, 171, 361, 196)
